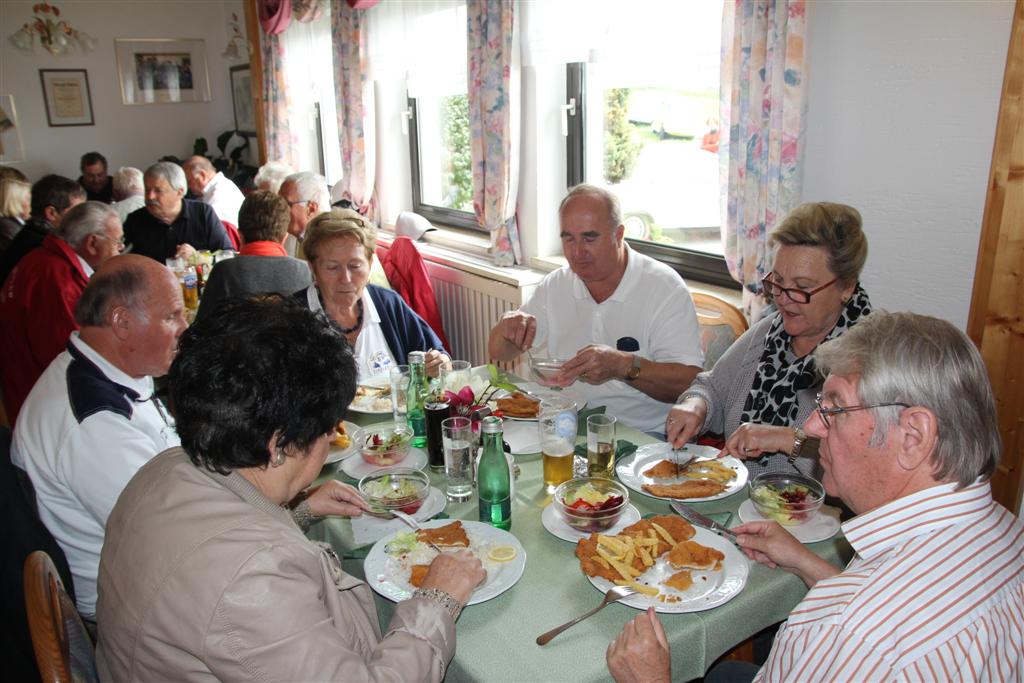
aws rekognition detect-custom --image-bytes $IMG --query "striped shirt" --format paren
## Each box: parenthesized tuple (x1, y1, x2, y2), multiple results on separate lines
(755, 481, 1024, 682)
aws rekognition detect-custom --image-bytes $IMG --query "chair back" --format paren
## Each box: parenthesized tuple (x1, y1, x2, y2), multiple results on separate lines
(23, 551, 98, 683)
(692, 292, 748, 370)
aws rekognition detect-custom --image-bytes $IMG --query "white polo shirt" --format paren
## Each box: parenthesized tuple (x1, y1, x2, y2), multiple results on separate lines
(200, 171, 245, 227)
(11, 333, 180, 618)
(522, 246, 703, 432)
(305, 285, 396, 382)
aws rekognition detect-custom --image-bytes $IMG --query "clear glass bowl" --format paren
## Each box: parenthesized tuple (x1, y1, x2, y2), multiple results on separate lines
(748, 472, 825, 526)
(554, 477, 629, 533)
(360, 423, 413, 466)
(530, 357, 570, 387)
(358, 467, 430, 515)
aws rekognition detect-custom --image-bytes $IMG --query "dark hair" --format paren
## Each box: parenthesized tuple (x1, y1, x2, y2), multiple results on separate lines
(0, 167, 28, 183)
(74, 262, 149, 327)
(168, 296, 356, 475)
(238, 190, 290, 243)
(31, 175, 85, 218)
(80, 151, 108, 171)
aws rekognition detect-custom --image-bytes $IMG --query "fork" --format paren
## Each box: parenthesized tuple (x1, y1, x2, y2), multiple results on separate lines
(535, 585, 637, 645)
(391, 510, 443, 552)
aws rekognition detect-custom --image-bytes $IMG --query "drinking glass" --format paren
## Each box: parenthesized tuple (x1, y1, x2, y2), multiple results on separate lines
(442, 417, 474, 501)
(586, 414, 617, 479)
(389, 365, 410, 426)
(445, 360, 472, 393)
(538, 397, 577, 493)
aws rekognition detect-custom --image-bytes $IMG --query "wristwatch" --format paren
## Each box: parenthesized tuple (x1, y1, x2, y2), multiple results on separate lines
(789, 427, 808, 463)
(626, 354, 642, 381)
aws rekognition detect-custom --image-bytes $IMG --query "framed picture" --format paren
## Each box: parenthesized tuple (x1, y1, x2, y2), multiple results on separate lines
(115, 38, 211, 105)
(39, 69, 94, 126)
(0, 94, 25, 162)
(230, 64, 257, 136)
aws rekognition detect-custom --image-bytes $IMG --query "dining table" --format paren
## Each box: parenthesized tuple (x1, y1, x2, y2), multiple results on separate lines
(310, 396, 853, 683)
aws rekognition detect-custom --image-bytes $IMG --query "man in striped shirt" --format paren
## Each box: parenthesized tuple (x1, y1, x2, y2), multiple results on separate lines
(607, 311, 1023, 683)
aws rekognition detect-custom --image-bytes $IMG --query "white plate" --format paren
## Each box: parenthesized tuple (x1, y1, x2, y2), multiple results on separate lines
(540, 503, 642, 543)
(350, 487, 448, 547)
(586, 527, 749, 613)
(491, 383, 586, 422)
(340, 447, 428, 480)
(325, 421, 362, 464)
(616, 443, 748, 502)
(364, 519, 527, 606)
(737, 499, 841, 544)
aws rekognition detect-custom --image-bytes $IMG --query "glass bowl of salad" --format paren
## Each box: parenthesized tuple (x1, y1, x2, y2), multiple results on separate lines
(358, 468, 430, 515)
(554, 477, 629, 533)
(748, 472, 825, 526)
(360, 423, 413, 466)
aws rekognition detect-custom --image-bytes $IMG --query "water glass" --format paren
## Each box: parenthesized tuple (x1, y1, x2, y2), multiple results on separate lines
(389, 365, 410, 426)
(538, 397, 577, 493)
(445, 360, 472, 392)
(586, 414, 617, 479)
(442, 417, 474, 501)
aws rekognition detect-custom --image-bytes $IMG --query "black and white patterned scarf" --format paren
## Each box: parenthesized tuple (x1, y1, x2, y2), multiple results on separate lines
(740, 284, 872, 427)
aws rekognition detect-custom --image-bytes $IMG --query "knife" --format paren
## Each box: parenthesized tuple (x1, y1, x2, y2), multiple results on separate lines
(670, 502, 740, 546)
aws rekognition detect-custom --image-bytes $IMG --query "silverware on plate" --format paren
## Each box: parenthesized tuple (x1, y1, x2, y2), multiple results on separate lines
(671, 502, 740, 547)
(536, 585, 637, 645)
(361, 506, 443, 552)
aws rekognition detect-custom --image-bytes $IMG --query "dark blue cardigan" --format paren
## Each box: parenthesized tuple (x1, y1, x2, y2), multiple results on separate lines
(294, 284, 448, 365)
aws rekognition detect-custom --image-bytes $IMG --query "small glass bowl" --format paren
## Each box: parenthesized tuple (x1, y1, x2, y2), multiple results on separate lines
(530, 357, 570, 387)
(554, 477, 629, 533)
(358, 468, 430, 515)
(748, 472, 825, 526)
(360, 423, 413, 466)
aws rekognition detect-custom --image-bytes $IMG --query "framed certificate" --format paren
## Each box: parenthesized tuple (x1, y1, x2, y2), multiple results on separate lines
(39, 69, 94, 127)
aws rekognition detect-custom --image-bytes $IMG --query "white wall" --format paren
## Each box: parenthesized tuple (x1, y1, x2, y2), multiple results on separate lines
(802, 0, 1014, 330)
(0, 0, 245, 181)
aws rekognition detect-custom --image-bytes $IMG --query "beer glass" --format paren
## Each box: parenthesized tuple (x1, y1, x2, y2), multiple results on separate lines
(586, 414, 616, 479)
(539, 397, 577, 493)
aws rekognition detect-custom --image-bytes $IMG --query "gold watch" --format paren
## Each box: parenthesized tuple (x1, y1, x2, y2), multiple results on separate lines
(626, 354, 641, 381)
(789, 427, 807, 463)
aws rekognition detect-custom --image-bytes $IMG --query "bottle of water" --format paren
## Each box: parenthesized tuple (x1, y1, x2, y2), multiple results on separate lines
(477, 416, 511, 530)
(406, 351, 427, 448)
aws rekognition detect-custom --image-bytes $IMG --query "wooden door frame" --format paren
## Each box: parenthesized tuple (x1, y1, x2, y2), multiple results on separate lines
(243, 0, 268, 165)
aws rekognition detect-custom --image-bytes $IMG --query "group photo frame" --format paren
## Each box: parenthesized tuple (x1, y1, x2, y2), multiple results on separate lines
(115, 38, 211, 105)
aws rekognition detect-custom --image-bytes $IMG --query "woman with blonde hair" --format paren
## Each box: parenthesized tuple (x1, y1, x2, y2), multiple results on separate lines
(0, 176, 31, 256)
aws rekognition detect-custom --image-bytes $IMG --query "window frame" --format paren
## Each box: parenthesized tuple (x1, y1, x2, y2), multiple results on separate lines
(565, 63, 739, 290)
(406, 95, 483, 232)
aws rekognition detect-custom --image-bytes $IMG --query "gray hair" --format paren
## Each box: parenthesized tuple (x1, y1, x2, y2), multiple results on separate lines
(813, 311, 1000, 488)
(112, 167, 143, 197)
(769, 202, 868, 286)
(559, 183, 623, 229)
(144, 161, 187, 194)
(285, 171, 330, 210)
(254, 160, 293, 194)
(74, 262, 149, 327)
(55, 201, 118, 249)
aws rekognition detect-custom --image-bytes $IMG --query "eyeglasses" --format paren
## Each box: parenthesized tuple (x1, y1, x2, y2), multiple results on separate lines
(95, 233, 126, 250)
(286, 198, 309, 207)
(814, 392, 910, 429)
(762, 274, 839, 304)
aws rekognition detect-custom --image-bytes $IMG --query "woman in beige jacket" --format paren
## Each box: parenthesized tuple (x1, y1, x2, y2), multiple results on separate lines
(96, 296, 484, 682)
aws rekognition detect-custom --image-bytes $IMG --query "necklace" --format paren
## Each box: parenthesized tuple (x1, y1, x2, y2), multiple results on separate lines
(337, 299, 363, 334)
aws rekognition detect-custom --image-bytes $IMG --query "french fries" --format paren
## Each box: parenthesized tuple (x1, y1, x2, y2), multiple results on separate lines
(614, 579, 660, 596)
(650, 522, 676, 547)
(684, 459, 736, 483)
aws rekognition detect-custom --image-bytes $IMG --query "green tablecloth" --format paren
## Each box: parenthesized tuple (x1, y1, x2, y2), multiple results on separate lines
(311, 412, 852, 683)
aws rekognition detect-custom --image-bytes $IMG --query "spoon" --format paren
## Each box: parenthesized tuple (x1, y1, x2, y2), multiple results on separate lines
(536, 585, 637, 645)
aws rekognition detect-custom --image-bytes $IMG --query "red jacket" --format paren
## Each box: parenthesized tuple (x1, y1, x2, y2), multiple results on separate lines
(379, 237, 450, 352)
(0, 234, 89, 422)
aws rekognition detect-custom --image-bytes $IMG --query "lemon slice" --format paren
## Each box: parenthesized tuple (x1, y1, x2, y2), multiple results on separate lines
(487, 545, 517, 563)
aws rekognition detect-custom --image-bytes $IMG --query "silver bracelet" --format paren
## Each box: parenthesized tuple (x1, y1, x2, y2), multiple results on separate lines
(412, 587, 463, 621)
(291, 498, 314, 532)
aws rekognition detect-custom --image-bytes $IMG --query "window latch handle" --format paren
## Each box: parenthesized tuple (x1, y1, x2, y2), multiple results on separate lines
(560, 98, 576, 137)
(401, 107, 413, 136)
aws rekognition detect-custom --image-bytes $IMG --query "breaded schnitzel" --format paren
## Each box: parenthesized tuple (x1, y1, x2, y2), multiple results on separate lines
(644, 459, 687, 479)
(621, 516, 695, 554)
(575, 515, 696, 580)
(662, 570, 693, 592)
(642, 479, 726, 499)
(575, 534, 624, 582)
(409, 564, 430, 587)
(416, 521, 470, 547)
(667, 540, 725, 571)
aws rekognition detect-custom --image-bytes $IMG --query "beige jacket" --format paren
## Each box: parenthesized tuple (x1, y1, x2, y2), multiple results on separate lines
(96, 448, 455, 682)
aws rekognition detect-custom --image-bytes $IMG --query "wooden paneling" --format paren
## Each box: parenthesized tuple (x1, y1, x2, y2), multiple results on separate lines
(967, 0, 1024, 513)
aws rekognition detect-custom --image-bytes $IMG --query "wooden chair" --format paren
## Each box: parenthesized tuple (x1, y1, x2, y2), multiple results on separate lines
(23, 551, 98, 683)
(692, 292, 749, 370)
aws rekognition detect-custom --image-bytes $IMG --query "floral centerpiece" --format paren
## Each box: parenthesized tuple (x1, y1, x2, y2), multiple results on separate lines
(444, 365, 518, 429)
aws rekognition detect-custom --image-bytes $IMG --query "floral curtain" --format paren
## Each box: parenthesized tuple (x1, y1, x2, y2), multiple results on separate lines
(467, 0, 521, 267)
(720, 0, 809, 317)
(261, 31, 298, 168)
(331, 0, 377, 220)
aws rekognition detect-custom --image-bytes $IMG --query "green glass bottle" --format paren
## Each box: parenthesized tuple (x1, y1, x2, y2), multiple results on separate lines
(406, 351, 427, 448)
(477, 416, 511, 530)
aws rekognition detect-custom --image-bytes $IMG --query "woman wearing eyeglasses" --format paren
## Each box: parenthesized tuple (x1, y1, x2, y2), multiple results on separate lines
(665, 202, 871, 477)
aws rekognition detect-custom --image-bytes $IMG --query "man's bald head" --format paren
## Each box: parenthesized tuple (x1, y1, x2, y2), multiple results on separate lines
(75, 255, 176, 328)
(184, 156, 216, 195)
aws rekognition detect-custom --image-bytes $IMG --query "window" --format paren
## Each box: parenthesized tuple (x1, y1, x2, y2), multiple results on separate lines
(565, 0, 735, 287)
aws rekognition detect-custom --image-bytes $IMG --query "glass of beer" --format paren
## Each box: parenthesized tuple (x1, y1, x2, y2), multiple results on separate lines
(539, 397, 577, 493)
(586, 414, 616, 479)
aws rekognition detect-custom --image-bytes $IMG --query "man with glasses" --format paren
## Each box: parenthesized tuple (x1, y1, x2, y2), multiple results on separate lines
(609, 311, 1023, 682)
(0, 202, 124, 422)
(278, 171, 330, 260)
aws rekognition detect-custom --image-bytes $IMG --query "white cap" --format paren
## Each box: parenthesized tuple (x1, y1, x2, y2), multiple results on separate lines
(394, 211, 436, 240)
(330, 180, 349, 207)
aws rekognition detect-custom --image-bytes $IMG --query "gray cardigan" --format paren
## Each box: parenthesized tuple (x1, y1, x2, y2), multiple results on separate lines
(682, 314, 822, 478)
(196, 254, 312, 321)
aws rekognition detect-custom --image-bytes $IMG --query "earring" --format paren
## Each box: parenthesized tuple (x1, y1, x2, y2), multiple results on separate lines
(272, 450, 287, 467)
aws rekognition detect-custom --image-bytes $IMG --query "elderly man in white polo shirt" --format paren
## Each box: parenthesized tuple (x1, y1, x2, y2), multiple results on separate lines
(184, 155, 245, 228)
(12, 254, 187, 622)
(488, 184, 703, 433)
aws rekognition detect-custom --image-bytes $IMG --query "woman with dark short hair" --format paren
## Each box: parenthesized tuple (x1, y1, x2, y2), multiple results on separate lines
(96, 296, 484, 681)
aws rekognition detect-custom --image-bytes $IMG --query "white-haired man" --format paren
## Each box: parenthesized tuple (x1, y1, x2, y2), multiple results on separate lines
(12, 255, 186, 623)
(607, 311, 1023, 682)
(278, 171, 329, 259)
(254, 160, 293, 195)
(112, 166, 145, 224)
(183, 155, 245, 228)
(123, 161, 233, 262)
(488, 184, 703, 433)
(0, 201, 124, 422)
